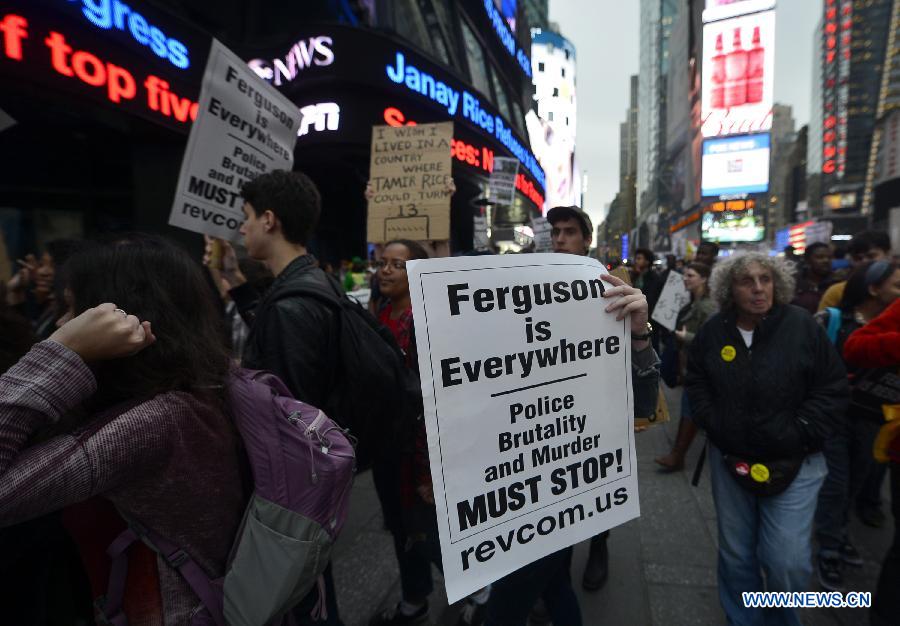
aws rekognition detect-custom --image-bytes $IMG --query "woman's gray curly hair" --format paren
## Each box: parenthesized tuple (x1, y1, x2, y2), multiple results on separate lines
(709, 252, 797, 311)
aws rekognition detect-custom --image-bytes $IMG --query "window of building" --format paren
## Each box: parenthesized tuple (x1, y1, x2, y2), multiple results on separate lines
(390, 0, 450, 65)
(461, 20, 492, 98)
(548, 111, 554, 121)
(553, 87, 559, 97)
(538, 62, 545, 72)
(561, 67, 566, 78)
(489, 64, 513, 122)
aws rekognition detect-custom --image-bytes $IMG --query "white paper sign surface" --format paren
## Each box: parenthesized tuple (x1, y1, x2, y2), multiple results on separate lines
(489, 157, 519, 205)
(531, 216, 553, 252)
(169, 39, 301, 241)
(473, 215, 490, 251)
(652, 271, 689, 332)
(408, 254, 639, 603)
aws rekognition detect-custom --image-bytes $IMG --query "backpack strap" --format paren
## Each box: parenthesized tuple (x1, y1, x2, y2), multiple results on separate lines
(826, 307, 842, 345)
(98, 516, 226, 626)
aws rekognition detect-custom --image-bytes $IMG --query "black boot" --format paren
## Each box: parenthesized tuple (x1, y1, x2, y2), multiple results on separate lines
(582, 533, 609, 591)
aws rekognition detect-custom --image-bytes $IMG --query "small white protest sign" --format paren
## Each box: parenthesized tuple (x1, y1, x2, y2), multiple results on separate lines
(489, 156, 519, 205)
(473, 215, 490, 251)
(408, 254, 639, 603)
(652, 271, 690, 332)
(531, 216, 553, 252)
(170, 39, 301, 241)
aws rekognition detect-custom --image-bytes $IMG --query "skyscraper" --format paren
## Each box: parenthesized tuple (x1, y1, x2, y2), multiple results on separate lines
(529, 29, 578, 208)
(637, 0, 679, 246)
(818, 0, 893, 213)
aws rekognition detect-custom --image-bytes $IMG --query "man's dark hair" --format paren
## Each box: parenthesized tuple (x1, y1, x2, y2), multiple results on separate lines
(547, 206, 591, 239)
(698, 241, 720, 257)
(240, 170, 321, 245)
(635, 248, 655, 263)
(804, 241, 829, 259)
(847, 230, 891, 256)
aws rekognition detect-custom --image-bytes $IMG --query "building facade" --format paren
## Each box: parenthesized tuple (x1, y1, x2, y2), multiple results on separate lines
(0, 0, 545, 265)
(637, 0, 679, 247)
(818, 0, 893, 215)
(529, 29, 578, 209)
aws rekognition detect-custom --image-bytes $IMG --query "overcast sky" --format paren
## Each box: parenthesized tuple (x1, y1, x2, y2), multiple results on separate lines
(549, 0, 821, 227)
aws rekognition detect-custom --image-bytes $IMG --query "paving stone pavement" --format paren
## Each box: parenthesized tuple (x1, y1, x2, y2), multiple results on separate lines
(330, 385, 893, 626)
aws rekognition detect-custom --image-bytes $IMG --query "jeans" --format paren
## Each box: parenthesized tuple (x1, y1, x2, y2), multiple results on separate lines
(871, 463, 899, 625)
(856, 459, 888, 512)
(814, 417, 881, 555)
(680, 387, 692, 421)
(485, 547, 581, 626)
(372, 460, 441, 602)
(709, 445, 827, 626)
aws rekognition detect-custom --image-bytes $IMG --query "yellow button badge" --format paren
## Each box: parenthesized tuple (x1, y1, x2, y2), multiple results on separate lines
(750, 464, 770, 483)
(720, 345, 736, 362)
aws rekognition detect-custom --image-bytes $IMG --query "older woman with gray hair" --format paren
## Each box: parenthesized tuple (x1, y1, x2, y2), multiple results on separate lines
(685, 252, 848, 626)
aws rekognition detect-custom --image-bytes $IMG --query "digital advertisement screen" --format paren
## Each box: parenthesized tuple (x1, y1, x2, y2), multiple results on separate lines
(702, 209, 765, 243)
(703, 0, 776, 23)
(701, 133, 770, 196)
(701, 9, 775, 138)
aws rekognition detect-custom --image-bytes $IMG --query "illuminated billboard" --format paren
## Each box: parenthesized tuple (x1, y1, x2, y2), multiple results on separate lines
(702, 208, 765, 243)
(701, 10, 775, 138)
(703, 0, 776, 23)
(701, 133, 770, 196)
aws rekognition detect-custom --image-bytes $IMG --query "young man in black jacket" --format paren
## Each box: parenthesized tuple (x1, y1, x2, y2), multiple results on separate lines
(213, 169, 344, 626)
(685, 253, 848, 626)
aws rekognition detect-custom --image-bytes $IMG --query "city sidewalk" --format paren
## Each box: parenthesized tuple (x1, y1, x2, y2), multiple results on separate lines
(331, 386, 893, 625)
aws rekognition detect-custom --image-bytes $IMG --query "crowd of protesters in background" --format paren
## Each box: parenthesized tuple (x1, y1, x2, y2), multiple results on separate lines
(0, 171, 897, 626)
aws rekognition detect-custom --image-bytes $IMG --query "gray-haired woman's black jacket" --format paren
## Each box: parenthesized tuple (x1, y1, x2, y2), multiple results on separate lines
(685, 304, 848, 460)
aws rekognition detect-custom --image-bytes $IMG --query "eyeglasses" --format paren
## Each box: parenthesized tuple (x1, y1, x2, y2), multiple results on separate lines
(375, 259, 407, 271)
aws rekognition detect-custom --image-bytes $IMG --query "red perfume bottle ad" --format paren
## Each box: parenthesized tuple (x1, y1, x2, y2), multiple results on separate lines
(702, 9, 775, 138)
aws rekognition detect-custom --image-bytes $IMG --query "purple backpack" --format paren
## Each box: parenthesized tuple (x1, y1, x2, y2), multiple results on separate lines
(98, 369, 356, 626)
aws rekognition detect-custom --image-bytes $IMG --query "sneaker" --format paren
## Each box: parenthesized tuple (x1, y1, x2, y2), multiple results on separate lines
(369, 601, 429, 626)
(840, 542, 864, 566)
(817, 555, 844, 592)
(857, 506, 886, 528)
(457, 599, 486, 626)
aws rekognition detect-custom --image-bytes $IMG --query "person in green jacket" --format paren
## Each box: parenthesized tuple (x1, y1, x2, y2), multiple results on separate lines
(656, 262, 718, 471)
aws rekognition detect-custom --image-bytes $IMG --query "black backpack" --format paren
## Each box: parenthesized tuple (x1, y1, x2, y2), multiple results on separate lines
(277, 275, 423, 470)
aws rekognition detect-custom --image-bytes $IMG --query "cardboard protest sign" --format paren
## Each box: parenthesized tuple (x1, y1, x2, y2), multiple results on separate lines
(170, 39, 301, 241)
(531, 216, 553, 252)
(489, 157, 519, 205)
(367, 122, 453, 243)
(408, 254, 639, 602)
(652, 271, 689, 332)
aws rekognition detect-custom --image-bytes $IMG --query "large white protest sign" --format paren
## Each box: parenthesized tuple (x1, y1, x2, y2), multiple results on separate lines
(170, 39, 301, 241)
(652, 271, 689, 332)
(408, 254, 639, 603)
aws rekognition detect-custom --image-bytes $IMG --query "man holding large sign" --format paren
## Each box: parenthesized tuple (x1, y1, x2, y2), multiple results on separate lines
(407, 252, 660, 619)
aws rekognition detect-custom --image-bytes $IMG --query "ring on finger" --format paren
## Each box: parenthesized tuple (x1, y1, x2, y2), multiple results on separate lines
(113, 308, 127, 317)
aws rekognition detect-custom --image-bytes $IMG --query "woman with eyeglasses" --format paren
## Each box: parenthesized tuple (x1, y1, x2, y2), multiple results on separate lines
(369, 240, 449, 626)
(813, 259, 900, 592)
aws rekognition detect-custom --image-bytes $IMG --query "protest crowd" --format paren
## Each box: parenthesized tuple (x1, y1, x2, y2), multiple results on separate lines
(0, 170, 896, 626)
